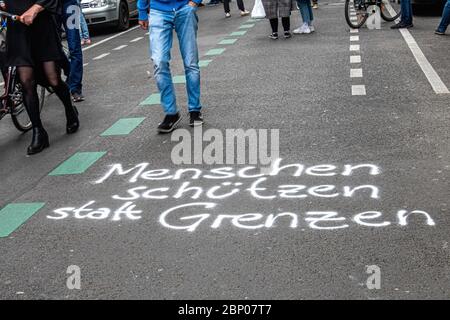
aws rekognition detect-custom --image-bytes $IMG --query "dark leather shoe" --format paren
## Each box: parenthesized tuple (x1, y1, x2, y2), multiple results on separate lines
(66, 106, 80, 134)
(391, 22, 413, 29)
(27, 127, 49, 155)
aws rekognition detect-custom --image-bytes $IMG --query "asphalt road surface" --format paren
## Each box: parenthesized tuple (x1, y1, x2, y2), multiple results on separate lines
(0, 1, 449, 299)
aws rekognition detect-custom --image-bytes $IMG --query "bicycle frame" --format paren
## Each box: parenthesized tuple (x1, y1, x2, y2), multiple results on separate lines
(0, 66, 20, 119)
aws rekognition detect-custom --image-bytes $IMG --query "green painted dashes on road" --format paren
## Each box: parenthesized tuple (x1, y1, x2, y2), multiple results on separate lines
(101, 117, 146, 136)
(173, 75, 186, 84)
(0, 203, 45, 237)
(199, 60, 213, 67)
(219, 39, 238, 45)
(239, 24, 255, 29)
(140, 93, 160, 106)
(206, 48, 226, 56)
(230, 30, 247, 36)
(49, 152, 106, 176)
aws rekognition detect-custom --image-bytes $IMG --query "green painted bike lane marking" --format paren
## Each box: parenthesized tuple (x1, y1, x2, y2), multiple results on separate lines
(239, 24, 255, 29)
(173, 75, 186, 84)
(219, 38, 238, 45)
(101, 117, 146, 136)
(0, 203, 45, 237)
(140, 93, 160, 106)
(230, 30, 247, 36)
(205, 48, 226, 56)
(49, 152, 107, 176)
(199, 59, 213, 67)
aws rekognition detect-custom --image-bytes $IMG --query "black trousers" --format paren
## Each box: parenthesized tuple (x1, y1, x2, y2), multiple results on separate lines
(224, 0, 245, 13)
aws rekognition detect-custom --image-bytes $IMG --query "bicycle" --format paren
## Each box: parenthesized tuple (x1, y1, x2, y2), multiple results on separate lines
(0, 12, 46, 132)
(345, 0, 402, 29)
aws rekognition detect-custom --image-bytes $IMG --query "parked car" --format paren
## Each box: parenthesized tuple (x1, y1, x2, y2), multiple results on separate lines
(80, 0, 138, 31)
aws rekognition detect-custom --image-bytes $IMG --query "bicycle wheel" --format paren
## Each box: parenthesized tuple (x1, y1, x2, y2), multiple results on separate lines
(345, 0, 369, 29)
(380, 0, 401, 22)
(11, 84, 46, 132)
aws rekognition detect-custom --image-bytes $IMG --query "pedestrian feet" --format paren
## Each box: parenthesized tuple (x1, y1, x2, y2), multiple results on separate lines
(157, 111, 204, 133)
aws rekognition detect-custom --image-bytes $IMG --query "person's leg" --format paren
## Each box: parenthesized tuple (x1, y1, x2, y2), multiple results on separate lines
(270, 18, 279, 33)
(281, 17, 290, 32)
(79, 12, 90, 41)
(149, 9, 177, 115)
(16, 66, 42, 128)
(17, 66, 49, 154)
(236, 0, 246, 11)
(437, 0, 450, 33)
(62, 0, 84, 97)
(223, 0, 231, 13)
(175, 5, 201, 113)
(298, 0, 310, 25)
(308, 0, 314, 23)
(41, 61, 79, 133)
(400, 0, 413, 24)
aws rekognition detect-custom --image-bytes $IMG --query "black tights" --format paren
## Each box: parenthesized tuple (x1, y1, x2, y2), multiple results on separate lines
(17, 61, 74, 128)
(269, 17, 290, 33)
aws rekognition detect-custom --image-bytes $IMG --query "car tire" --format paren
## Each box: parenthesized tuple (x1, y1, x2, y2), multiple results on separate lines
(116, 1, 130, 31)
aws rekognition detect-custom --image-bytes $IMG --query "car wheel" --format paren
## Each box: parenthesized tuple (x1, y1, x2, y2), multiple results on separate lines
(117, 1, 130, 31)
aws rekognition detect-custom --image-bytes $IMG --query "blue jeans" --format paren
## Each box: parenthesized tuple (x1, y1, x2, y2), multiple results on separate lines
(297, 0, 314, 25)
(437, 0, 450, 33)
(149, 5, 201, 115)
(62, 0, 84, 94)
(400, 0, 413, 24)
(78, 0, 90, 40)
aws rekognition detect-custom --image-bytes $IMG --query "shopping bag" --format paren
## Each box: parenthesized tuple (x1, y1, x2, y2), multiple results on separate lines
(251, 0, 266, 19)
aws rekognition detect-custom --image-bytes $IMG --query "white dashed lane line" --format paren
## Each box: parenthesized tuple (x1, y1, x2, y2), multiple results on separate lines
(350, 44, 360, 51)
(93, 53, 110, 60)
(350, 55, 361, 63)
(350, 68, 363, 78)
(113, 45, 128, 51)
(130, 37, 144, 43)
(350, 36, 359, 42)
(352, 85, 366, 96)
(82, 26, 140, 52)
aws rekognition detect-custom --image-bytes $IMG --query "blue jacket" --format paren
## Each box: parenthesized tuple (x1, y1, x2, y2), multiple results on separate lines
(138, 0, 202, 20)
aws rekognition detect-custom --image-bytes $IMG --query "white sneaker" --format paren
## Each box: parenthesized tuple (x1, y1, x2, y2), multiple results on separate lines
(225, 12, 231, 18)
(240, 10, 250, 16)
(294, 23, 311, 34)
(309, 25, 315, 33)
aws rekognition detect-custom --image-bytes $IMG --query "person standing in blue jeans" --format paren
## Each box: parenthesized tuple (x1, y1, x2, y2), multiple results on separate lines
(293, 0, 315, 34)
(62, 0, 85, 102)
(138, 0, 203, 133)
(78, 0, 91, 45)
(435, 0, 450, 35)
(391, 0, 413, 29)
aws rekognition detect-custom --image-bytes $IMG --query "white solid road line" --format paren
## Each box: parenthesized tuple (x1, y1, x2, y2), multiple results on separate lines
(350, 55, 362, 63)
(93, 53, 110, 60)
(82, 26, 140, 52)
(398, 29, 449, 94)
(130, 37, 144, 43)
(352, 85, 366, 96)
(350, 68, 363, 78)
(113, 45, 128, 51)
(384, 3, 449, 94)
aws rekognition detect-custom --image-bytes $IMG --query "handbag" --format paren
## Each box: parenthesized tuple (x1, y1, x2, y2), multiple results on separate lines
(251, 0, 266, 19)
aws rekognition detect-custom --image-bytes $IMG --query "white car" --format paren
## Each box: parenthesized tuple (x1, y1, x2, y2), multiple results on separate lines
(80, 0, 138, 31)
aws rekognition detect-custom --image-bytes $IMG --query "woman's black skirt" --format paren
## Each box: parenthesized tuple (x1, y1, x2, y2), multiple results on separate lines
(6, 11, 63, 67)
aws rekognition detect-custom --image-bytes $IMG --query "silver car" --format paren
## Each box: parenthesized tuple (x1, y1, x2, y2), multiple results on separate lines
(80, 0, 138, 31)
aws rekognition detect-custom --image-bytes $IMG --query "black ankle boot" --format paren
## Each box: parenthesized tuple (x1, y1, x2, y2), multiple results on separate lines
(27, 127, 50, 155)
(66, 106, 80, 134)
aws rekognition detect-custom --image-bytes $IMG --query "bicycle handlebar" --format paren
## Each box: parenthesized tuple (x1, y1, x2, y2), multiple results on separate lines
(0, 11, 18, 21)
